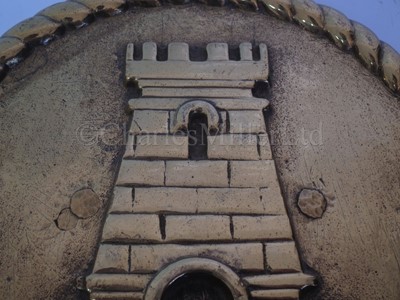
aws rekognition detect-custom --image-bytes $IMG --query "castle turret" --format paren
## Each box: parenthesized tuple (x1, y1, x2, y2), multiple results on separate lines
(86, 42, 315, 300)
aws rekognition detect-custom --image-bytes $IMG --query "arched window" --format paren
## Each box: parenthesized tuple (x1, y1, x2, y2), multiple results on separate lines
(172, 100, 221, 160)
(188, 111, 208, 160)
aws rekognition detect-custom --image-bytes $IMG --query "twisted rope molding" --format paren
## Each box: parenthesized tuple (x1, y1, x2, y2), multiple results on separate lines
(0, 0, 399, 95)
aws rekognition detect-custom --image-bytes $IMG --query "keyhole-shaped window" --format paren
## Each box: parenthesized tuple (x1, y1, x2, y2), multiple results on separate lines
(188, 112, 208, 160)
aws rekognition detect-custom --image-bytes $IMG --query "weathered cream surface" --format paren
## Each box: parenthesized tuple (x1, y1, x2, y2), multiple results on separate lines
(260, 187, 287, 215)
(90, 291, 143, 300)
(129, 97, 269, 110)
(91, 38, 309, 299)
(233, 215, 293, 240)
(229, 110, 266, 133)
(130, 243, 264, 272)
(130, 110, 169, 134)
(117, 160, 165, 186)
(132, 187, 278, 214)
(93, 245, 129, 273)
(142, 87, 253, 98)
(123, 134, 135, 158)
(138, 79, 254, 88)
(207, 134, 259, 160)
(265, 242, 302, 273)
(109, 187, 133, 213)
(250, 289, 299, 299)
(165, 160, 229, 187)
(125, 43, 268, 81)
(0, 4, 399, 300)
(102, 214, 162, 242)
(258, 134, 273, 160)
(165, 215, 231, 241)
(86, 274, 152, 292)
(230, 160, 280, 188)
(90, 36, 303, 299)
(171, 100, 221, 133)
(244, 273, 315, 288)
(135, 135, 188, 159)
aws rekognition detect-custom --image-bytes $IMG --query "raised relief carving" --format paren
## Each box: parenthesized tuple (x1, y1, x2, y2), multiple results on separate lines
(86, 42, 316, 299)
(298, 189, 327, 219)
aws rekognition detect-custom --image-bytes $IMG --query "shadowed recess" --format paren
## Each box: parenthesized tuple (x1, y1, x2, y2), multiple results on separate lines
(188, 112, 208, 160)
(161, 272, 234, 300)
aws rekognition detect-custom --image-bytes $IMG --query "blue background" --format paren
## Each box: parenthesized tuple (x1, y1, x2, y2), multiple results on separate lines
(0, 0, 399, 51)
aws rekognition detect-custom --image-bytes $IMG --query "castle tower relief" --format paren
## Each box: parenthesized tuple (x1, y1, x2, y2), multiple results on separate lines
(86, 42, 315, 300)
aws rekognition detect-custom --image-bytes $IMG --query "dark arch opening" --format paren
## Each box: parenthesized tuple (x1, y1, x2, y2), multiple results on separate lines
(188, 112, 208, 160)
(161, 272, 234, 300)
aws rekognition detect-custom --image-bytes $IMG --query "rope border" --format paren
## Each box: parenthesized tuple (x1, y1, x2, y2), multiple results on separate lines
(0, 0, 399, 95)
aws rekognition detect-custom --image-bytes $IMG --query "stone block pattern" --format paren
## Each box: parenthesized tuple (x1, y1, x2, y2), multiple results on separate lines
(91, 109, 309, 297)
(130, 110, 169, 134)
(87, 274, 152, 292)
(102, 214, 162, 243)
(129, 243, 264, 272)
(135, 135, 188, 159)
(229, 110, 266, 133)
(132, 187, 286, 215)
(232, 215, 293, 240)
(165, 160, 229, 187)
(93, 245, 129, 274)
(89, 44, 312, 298)
(165, 215, 231, 242)
(89, 292, 143, 300)
(207, 134, 259, 160)
(116, 160, 165, 186)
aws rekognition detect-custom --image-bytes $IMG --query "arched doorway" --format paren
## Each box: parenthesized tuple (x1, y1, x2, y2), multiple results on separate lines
(144, 258, 248, 300)
(161, 271, 234, 300)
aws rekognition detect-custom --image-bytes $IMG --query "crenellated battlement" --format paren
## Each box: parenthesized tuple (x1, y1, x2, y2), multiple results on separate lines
(125, 42, 269, 84)
(86, 40, 315, 300)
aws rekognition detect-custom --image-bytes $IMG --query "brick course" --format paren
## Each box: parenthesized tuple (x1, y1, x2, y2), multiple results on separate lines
(109, 187, 133, 213)
(133, 187, 269, 214)
(232, 215, 293, 240)
(116, 160, 165, 186)
(165, 215, 231, 241)
(265, 242, 302, 273)
(250, 289, 299, 299)
(229, 110, 266, 134)
(243, 273, 315, 288)
(258, 134, 273, 160)
(207, 134, 259, 160)
(92, 245, 129, 274)
(130, 243, 264, 272)
(165, 161, 228, 187)
(260, 187, 287, 215)
(86, 274, 152, 292)
(230, 160, 280, 188)
(102, 214, 162, 243)
(135, 135, 188, 159)
(89, 292, 143, 300)
(130, 110, 169, 134)
(87, 41, 312, 298)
